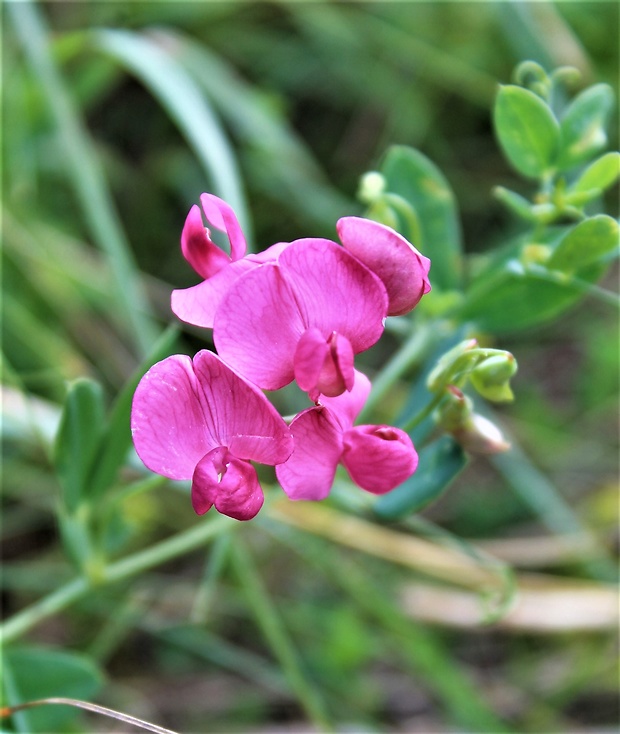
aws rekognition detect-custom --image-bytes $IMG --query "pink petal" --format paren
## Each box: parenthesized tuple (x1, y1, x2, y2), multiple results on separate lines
(276, 406, 343, 501)
(131, 354, 219, 480)
(337, 217, 431, 316)
(171, 257, 257, 329)
(191, 351, 293, 465)
(293, 327, 329, 394)
(279, 238, 388, 351)
(341, 424, 418, 494)
(200, 193, 247, 261)
(214, 263, 305, 390)
(318, 369, 371, 429)
(181, 204, 231, 279)
(192, 447, 264, 520)
(131, 351, 293, 482)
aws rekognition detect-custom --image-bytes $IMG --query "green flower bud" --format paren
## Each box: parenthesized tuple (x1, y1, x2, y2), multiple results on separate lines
(358, 171, 387, 204)
(470, 353, 518, 403)
(434, 385, 473, 431)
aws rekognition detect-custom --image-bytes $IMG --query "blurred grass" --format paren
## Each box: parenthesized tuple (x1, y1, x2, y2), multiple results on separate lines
(2, 1, 619, 733)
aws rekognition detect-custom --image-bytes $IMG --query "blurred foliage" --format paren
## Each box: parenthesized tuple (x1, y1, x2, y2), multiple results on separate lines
(2, 2, 619, 733)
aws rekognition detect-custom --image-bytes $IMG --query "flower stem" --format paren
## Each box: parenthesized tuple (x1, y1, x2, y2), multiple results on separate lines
(1, 515, 235, 645)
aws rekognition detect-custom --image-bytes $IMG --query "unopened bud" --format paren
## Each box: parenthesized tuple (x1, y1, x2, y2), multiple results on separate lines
(434, 385, 473, 431)
(470, 353, 518, 402)
(452, 414, 511, 455)
(358, 171, 387, 204)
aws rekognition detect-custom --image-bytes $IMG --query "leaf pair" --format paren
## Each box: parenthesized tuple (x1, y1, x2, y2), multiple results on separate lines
(494, 82, 615, 178)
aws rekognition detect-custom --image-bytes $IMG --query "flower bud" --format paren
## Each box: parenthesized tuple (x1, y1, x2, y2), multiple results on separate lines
(470, 353, 518, 403)
(452, 414, 511, 455)
(358, 171, 387, 204)
(434, 385, 473, 432)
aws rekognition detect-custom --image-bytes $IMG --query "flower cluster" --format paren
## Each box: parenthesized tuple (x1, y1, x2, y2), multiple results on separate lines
(132, 194, 431, 520)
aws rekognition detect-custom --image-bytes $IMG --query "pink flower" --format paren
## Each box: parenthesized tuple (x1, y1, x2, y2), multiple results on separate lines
(213, 238, 389, 399)
(276, 371, 418, 500)
(131, 350, 294, 521)
(171, 194, 288, 329)
(337, 217, 431, 316)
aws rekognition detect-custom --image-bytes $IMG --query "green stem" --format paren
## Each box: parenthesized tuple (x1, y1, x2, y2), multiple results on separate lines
(1, 515, 235, 644)
(358, 322, 434, 422)
(8, 1, 157, 356)
(400, 391, 444, 433)
(230, 540, 333, 732)
(525, 264, 620, 308)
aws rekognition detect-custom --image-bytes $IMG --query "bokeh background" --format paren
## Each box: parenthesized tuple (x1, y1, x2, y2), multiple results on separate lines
(3, 2, 619, 733)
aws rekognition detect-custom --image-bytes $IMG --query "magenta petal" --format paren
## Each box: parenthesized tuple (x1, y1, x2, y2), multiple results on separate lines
(319, 369, 371, 429)
(279, 238, 388, 351)
(191, 351, 293, 465)
(192, 447, 264, 520)
(132, 351, 292, 484)
(341, 425, 418, 494)
(327, 332, 355, 394)
(294, 328, 329, 394)
(171, 257, 257, 329)
(131, 354, 219, 480)
(200, 193, 247, 261)
(214, 263, 305, 390)
(276, 407, 343, 501)
(337, 217, 431, 316)
(181, 204, 231, 279)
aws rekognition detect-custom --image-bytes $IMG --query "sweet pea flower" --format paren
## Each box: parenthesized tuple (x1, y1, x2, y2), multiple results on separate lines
(337, 217, 431, 316)
(171, 194, 288, 329)
(131, 350, 293, 521)
(276, 371, 418, 500)
(213, 238, 389, 400)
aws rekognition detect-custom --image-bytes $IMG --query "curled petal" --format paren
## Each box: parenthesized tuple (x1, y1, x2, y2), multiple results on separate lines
(276, 407, 343, 501)
(192, 447, 264, 520)
(279, 238, 388, 351)
(294, 329, 355, 401)
(294, 328, 329, 394)
(341, 424, 418, 494)
(171, 258, 257, 329)
(181, 204, 231, 280)
(337, 217, 431, 316)
(214, 263, 305, 390)
(200, 193, 247, 261)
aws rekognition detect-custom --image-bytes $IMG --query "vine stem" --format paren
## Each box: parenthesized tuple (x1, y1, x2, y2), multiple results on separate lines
(1, 515, 236, 645)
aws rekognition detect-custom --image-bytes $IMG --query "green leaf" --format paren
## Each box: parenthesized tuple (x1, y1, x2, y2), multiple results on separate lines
(570, 151, 620, 194)
(494, 84, 560, 178)
(3, 646, 104, 733)
(458, 228, 611, 332)
(381, 145, 463, 290)
(557, 84, 614, 170)
(53, 379, 105, 512)
(493, 186, 536, 221)
(374, 437, 468, 519)
(547, 215, 619, 272)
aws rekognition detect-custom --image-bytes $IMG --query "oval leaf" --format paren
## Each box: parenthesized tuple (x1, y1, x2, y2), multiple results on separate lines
(381, 145, 463, 291)
(374, 437, 467, 519)
(570, 152, 620, 194)
(547, 215, 619, 272)
(494, 85, 560, 178)
(3, 646, 104, 733)
(557, 84, 614, 170)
